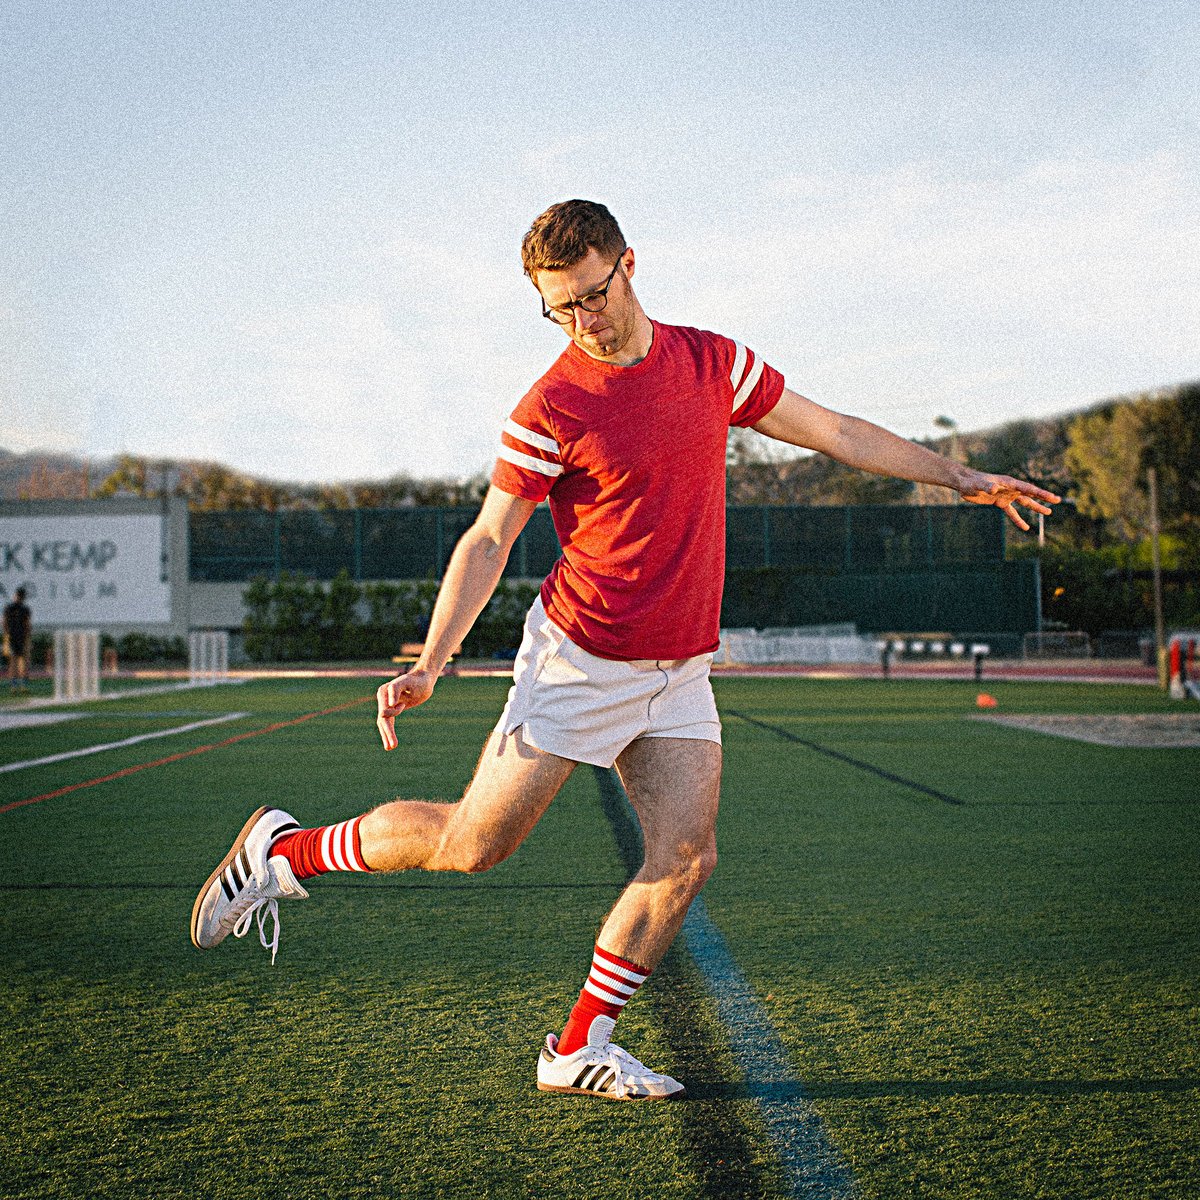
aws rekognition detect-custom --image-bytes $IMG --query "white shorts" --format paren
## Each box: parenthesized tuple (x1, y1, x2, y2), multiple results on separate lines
(495, 597, 722, 769)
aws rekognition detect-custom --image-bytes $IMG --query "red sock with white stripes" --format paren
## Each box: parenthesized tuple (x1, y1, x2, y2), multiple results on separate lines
(556, 944, 650, 1056)
(270, 817, 373, 879)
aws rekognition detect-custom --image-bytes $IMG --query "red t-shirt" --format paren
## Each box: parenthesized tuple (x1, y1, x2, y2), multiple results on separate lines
(491, 321, 784, 660)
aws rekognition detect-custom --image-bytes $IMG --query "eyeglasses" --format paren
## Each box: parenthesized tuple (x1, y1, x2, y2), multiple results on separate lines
(540, 250, 627, 324)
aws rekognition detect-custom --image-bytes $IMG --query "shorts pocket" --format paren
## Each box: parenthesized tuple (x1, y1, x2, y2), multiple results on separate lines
(530, 617, 568, 684)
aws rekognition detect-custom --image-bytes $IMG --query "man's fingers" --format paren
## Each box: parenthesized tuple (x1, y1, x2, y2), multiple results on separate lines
(375, 672, 434, 749)
(1012, 482, 1061, 504)
(376, 712, 398, 751)
(1002, 502, 1030, 531)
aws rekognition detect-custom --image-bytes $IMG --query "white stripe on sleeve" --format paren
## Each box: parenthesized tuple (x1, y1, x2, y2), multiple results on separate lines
(504, 419, 560, 456)
(497, 446, 564, 477)
(731, 354, 765, 415)
(729, 341, 747, 391)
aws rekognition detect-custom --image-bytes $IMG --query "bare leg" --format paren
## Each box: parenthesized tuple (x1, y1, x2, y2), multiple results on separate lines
(598, 736, 721, 970)
(357, 726, 576, 873)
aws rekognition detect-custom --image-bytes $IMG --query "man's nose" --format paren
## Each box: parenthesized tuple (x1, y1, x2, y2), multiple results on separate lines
(574, 305, 602, 330)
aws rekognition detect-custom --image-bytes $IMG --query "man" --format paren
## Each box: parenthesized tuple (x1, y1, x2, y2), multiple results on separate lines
(3, 587, 32, 694)
(192, 200, 1058, 1100)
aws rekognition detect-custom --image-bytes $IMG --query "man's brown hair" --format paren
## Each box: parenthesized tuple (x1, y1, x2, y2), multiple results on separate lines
(520, 199, 626, 279)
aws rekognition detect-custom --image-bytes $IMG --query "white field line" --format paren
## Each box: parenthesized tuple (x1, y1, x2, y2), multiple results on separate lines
(0, 713, 251, 774)
(12, 678, 248, 711)
(599, 767, 856, 1198)
(683, 897, 857, 1198)
(0, 712, 85, 733)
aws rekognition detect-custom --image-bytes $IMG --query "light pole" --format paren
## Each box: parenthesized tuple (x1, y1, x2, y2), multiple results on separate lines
(934, 415, 961, 459)
(1148, 466, 1167, 688)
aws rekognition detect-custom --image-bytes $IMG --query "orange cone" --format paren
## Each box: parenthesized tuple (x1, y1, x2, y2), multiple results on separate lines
(976, 693, 998, 708)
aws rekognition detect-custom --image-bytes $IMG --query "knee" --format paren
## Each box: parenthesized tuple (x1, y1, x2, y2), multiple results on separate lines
(433, 818, 514, 874)
(691, 841, 718, 892)
(454, 841, 511, 874)
(659, 840, 717, 901)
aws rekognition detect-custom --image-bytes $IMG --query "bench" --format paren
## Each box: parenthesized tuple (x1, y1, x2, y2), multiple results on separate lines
(391, 642, 461, 666)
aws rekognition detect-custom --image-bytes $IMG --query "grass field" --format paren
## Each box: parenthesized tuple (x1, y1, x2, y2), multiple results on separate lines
(1, 674, 1197, 1199)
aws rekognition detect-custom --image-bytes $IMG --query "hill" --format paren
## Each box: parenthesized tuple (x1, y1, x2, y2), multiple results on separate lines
(2, 382, 1193, 520)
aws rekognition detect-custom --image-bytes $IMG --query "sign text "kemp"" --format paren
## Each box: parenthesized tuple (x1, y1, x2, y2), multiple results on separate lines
(0, 541, 119, 571)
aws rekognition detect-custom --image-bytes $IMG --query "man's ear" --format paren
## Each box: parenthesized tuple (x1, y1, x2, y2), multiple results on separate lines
(622, 247, 635, 279)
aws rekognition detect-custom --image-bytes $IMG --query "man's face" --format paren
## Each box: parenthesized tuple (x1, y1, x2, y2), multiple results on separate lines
(534, 247, 637, 362)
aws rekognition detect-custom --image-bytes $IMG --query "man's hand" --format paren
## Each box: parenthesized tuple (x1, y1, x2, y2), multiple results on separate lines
(957, 470, 1061, 531)
(376, 667, 439, 751)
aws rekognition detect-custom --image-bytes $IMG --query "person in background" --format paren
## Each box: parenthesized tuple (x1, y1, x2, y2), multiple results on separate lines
(3, 587, 33, 694)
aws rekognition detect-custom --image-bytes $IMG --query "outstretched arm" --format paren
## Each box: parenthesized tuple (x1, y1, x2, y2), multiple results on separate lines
(753, 388, 1060, 530)
(375, 486, 538, 749)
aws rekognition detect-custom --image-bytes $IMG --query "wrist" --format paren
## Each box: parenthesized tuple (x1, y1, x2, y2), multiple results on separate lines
(947, 462, 976, 493)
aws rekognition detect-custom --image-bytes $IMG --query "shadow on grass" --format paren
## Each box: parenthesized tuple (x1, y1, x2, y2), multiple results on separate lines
(592, 765, 787, 1198)
(727, 710, 967, 807)
(686, 1076, 1200, 1102)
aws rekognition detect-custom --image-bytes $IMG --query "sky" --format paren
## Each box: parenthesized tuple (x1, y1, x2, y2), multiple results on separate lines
(2, 0, 1198, 485)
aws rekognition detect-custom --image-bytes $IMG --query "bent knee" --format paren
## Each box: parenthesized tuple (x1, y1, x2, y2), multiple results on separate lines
(690, 843, 718, 891)
(656, 842, 717, 898)
(456, 843, 513, 873)
(432, 821, 517, 874)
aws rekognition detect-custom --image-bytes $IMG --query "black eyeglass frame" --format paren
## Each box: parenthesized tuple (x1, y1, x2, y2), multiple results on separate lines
(540, 249, 628, 324)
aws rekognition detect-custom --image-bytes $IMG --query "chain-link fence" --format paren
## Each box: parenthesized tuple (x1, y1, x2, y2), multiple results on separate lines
(189, 506, 562, 582)
(191, 504, 1031, 636)
(191, 503, 1006, 583)
(722, 560, 1039, 640)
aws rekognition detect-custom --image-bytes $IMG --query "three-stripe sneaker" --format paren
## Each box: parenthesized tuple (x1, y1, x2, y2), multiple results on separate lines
(190, 806, 308, 965)
(536, 1032, 686, 1101)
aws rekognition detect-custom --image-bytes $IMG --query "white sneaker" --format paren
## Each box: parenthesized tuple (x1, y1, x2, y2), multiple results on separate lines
(536, 1031, 686, 1101)
(190, 806, 308, 964)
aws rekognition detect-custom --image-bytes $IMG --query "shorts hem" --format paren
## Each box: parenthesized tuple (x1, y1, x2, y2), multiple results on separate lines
(640, 725, 722, 747)
(499, 719, 619, 769)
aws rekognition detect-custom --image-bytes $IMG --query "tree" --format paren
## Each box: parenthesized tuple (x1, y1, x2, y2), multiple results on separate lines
(94, 454, 153, 499)
(15, 458, 92, 499)
(1142, 383, 1200, 558)
(726, 427, 914, 506)
(1064, 384, 1200, 558)
(1064, 401, 1152, 543)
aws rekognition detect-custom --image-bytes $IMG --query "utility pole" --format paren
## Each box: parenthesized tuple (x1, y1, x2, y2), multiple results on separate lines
(1148, 466, 1167, 688)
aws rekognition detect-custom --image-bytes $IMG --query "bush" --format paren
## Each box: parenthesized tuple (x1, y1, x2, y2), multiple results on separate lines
(116, 633, 188, 663)
(462, 580, 540, 659)
(360, 580, 438, 658)
(242, 573, 537, 662)
(30, 631, 186, 666)
(1010, 541, 1200, 637)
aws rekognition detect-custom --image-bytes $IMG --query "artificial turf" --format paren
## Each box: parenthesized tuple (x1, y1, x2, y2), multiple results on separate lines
(1, 675, 1196, 1198)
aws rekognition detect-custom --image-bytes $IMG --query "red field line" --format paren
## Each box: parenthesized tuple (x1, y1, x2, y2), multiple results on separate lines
(0, 696, 373, 816)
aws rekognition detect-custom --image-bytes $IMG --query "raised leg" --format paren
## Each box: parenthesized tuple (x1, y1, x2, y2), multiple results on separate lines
(357, 726, 577, 873)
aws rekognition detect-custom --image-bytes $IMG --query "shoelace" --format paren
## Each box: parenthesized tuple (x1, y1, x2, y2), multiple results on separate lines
(597, 1043, 646, 1099)
(227, 888, 283, 965)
